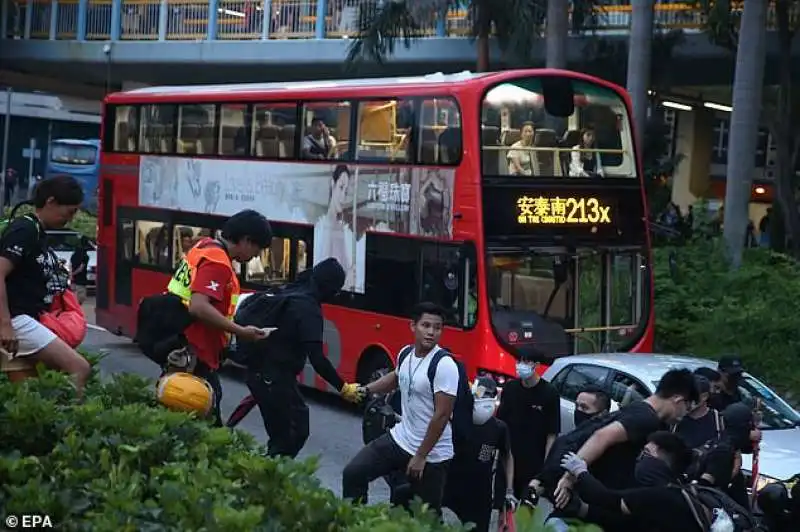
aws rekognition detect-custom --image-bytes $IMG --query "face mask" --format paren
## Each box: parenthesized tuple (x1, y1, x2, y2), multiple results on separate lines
(634, 455, 674, 487)
(574, 410, 594, 428)
(473, 398, 496, 425)
(516, 363, 534, 380)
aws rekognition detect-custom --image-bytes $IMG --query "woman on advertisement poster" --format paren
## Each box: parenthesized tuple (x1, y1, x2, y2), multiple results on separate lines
(314, 165, 357, 292)
(418, 168, 452, 238)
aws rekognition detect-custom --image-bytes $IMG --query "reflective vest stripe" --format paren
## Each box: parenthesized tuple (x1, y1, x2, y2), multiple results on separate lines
(166, 241, 241, 319)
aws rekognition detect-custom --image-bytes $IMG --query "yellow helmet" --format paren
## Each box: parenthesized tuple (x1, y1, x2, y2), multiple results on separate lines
(156, 372, 214, 416)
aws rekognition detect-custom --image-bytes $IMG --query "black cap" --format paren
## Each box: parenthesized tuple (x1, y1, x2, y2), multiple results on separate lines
(718, 355, 744, 375)
(694, 374, 711, 395)
(473, 375, 499, 398)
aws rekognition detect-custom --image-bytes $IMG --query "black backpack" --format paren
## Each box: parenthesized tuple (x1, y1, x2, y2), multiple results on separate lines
(678, 483, 764, 532)
(135, 293, 193, 367)
(362, 391, 400, 445)
(396, 346, 474, 451)
(226, 289, 293, 370)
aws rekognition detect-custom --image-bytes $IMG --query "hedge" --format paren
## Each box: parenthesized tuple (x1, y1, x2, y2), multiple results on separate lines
(653, 237, 800, 399)
(3, 206, 97, 240)
(0, 361, 602, 532)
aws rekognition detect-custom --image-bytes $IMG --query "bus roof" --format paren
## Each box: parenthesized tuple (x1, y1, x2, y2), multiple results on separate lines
(104, 69, 628, 105)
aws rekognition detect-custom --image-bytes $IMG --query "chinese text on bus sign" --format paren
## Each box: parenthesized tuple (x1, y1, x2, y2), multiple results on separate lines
(516, 196, 612, 225)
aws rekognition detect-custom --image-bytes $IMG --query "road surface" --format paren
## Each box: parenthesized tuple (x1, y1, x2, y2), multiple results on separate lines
(80, 299, 389, 502)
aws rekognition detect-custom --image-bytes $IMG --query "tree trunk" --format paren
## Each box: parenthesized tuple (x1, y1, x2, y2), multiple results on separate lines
(722, 0, 768, 268)
(771, 0, 800, 255)
(546, 0, 569, 69)
(475, 1, 491, 72)
(626, 0, 655, 150)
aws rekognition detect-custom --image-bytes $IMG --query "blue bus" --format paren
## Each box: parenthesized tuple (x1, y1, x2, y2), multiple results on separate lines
(45, 138, 101, 213)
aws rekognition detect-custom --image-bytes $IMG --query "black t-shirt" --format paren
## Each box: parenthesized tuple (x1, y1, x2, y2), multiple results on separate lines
(445, 417, 510, 503)
(709, 389, 743, 411)
(590, 401, 665, 489)
(0, 216, 50, 317)
(674, 408, 723, 449)
(496, 377, 560, 476)
(70, 249, 90, 286)
(622, 486, 705, 532)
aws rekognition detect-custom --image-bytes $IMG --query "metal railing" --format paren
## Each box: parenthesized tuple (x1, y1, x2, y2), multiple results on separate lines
(0, 1, 782, 42)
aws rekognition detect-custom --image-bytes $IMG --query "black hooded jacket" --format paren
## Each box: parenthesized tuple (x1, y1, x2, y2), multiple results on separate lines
(257, 258, 346, 390)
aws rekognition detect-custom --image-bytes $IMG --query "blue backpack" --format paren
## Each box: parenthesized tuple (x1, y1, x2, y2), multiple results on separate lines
(394, 345, 474, 452)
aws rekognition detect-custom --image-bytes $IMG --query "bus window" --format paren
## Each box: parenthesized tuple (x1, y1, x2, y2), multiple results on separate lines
(481, 77, 635, 178)
(219, 104, 251, 156)
(301, 101, 351, 161)
(113, 105, 139, 152)
(172, 225, 206, 267)
(355, 99, 413, 163)
(297, 240, 308, 275)
(364, 233, 419, 318)
(252, 103, 297, 159)
(177, 104, 216, 155)
(421, 243, 462, 327)
(244, 236, 293, 285)
(140, 104, 177, 154)
(418, 97, 462, 165)
(135, 220, 171, 268)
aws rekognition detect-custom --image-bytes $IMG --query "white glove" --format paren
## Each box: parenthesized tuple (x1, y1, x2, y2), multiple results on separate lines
(560, 452, 588, 477)
(504, 489, 519, 511)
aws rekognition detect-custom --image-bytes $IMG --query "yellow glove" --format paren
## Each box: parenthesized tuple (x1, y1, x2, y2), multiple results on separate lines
(341, 382, 366, 403)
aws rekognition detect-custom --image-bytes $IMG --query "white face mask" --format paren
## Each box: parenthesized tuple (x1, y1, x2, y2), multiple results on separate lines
(473, 397, 496, 425)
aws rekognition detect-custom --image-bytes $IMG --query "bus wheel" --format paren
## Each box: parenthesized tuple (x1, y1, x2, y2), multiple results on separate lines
(357, 348, 392, 396)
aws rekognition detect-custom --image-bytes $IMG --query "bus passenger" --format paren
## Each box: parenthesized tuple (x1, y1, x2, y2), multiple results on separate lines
(569, 126, 604, 177)
(302, 117, 337, 160)
(0, 176, 91, 396)
(165, 209, 274, 425)
(507, 122, 538, 176)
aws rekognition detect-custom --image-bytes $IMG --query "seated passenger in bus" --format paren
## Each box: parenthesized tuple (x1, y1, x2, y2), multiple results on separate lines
(507, 122, 538, 176)
(569, 127, 604, 177)
(302, 117, 337, 160)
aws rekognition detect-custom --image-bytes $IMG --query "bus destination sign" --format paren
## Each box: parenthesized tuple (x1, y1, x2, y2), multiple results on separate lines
(482, 183, 645, 244)
(516, 195, 612, 226)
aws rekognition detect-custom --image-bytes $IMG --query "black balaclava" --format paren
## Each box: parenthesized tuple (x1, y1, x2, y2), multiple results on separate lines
(722, 402, 755, 453)
(310, 258, 345, 302)
(634, 454, 676, 487)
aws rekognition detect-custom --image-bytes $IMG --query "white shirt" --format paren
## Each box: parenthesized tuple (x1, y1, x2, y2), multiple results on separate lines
(389, 345, 460, 463)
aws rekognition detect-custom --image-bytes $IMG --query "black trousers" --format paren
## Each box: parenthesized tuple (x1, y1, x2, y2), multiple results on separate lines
(246, 369, 309, 458)
(193, 361, 223, 427)
(446, 497, 493, 532)
(342, 433, 450, 512)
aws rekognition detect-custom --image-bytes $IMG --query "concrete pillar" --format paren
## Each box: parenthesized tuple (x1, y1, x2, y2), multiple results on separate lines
(261, 0, 270, 40)
(158, 0, 167, 41)
(110, 0, 121, 41)
(49, 0, 58, 40)
(77, 0, 89, 41)
(207, 0, 218, 40)
(315, 0, 326, 39)
(671, 107, 714, 212)
(436, 8, 446, 37)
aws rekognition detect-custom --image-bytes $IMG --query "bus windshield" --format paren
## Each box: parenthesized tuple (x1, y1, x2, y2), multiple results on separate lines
(486, 247, 648, 359)
(481, 76, 636, 178)
(50, 142, 98, 165)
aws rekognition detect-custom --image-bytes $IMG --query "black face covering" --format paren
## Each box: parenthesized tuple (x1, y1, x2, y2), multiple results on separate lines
(634, 455, 675, 487)
(574, 410, 593, 428)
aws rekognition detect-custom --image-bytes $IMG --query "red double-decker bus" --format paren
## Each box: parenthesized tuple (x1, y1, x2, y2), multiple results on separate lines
(96, 69, 653, 390)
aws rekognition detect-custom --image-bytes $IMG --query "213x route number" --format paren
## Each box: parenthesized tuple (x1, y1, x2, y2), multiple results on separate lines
(564, 197, 611, 224)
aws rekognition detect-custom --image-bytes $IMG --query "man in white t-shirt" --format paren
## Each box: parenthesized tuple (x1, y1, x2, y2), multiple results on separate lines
(342, 302, 460, 513)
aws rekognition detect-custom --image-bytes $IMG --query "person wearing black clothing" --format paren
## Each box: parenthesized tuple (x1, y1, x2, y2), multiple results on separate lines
(709, 355, 745, 411)
(0, 176, 91, 395)
(560, 431, 703, 532)
(673, 374, 724, 449)
(553, 368, 697, 506)
(443, 376, 516, 532)
(496, 353, 560, 498)
(69, 237, 91, 304)
(239, 258, 359, 457)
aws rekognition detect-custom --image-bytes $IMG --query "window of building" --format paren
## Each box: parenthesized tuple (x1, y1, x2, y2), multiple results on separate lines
(113, 105, 139, 152)
(252, 103, 297, 159)
(135, 220, 171, 268)
(300, 101, 351, 161)
(219, 104, 251, 156)
(418, 97, 462, 165)
(139, 104, 177, 154)
(177, 104, 216, 155)
(355, 99, 414, 163)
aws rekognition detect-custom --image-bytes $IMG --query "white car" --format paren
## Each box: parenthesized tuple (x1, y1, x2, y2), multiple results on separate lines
(541, 353, 800, 491)
(46, 230, 97, 288)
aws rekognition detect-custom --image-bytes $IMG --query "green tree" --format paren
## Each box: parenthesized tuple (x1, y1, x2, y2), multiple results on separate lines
(345, 0, 601, 72)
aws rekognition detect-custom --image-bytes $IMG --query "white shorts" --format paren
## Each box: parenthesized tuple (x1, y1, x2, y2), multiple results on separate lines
(0, 315, 57, 371)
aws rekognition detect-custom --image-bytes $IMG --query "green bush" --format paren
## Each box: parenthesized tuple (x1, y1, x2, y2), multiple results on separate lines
(653, 237, 800, 397)
(0, 365, 598, 531)
(3, 205, 97, 239)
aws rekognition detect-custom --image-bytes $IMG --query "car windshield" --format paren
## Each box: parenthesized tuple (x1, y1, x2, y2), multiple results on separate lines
(738, 374, 800, 430)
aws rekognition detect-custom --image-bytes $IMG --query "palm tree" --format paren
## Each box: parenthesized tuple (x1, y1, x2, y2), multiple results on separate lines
(345, 0, 601, 72)
(626, 0, 654, 149)
(721, 1, 768, 268)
